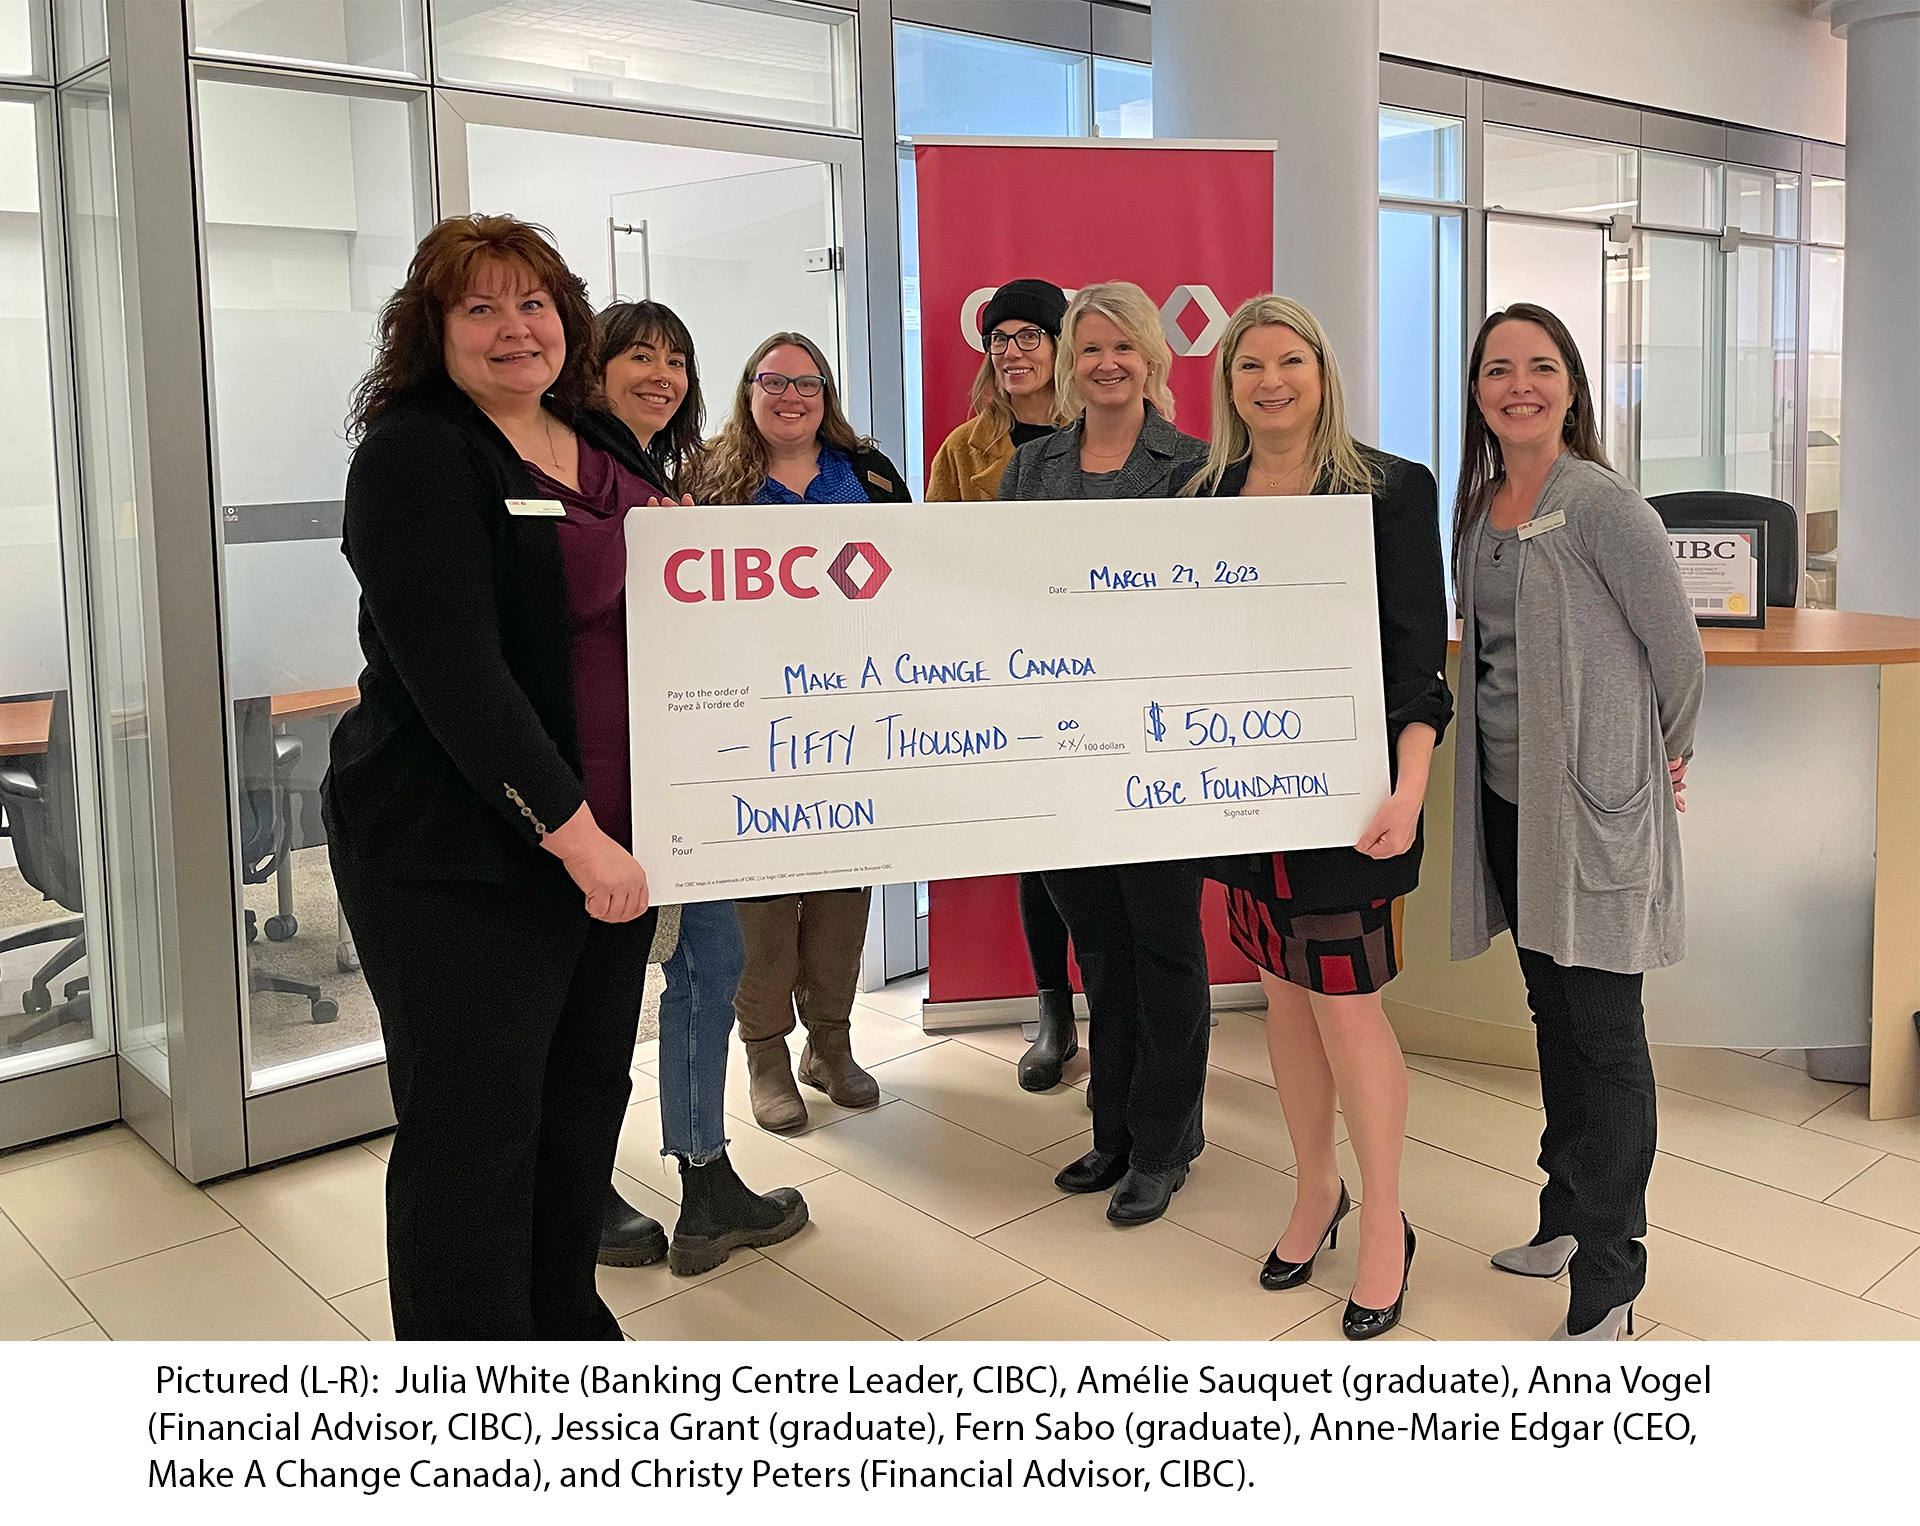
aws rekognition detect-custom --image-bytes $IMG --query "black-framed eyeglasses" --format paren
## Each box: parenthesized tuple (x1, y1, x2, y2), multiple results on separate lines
(986, 326, 1047, 354)
(754, 371, 825, 398)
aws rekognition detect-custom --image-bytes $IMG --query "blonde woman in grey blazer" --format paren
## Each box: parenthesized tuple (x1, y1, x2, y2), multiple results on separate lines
(1450, 303, 1704, 1342)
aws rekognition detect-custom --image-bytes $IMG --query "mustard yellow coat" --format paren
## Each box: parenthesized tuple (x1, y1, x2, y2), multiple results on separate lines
(925, 413, 1019, 502)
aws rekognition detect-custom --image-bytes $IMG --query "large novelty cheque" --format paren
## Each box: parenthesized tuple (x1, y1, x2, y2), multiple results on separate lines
(626, 497, 1389, 902)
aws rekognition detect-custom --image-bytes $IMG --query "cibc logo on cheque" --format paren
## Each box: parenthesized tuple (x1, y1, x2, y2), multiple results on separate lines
(663, 542, 892, 603)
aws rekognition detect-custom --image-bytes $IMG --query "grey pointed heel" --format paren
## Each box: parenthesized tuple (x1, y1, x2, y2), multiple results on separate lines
(1491, 1234, 1577, 1278)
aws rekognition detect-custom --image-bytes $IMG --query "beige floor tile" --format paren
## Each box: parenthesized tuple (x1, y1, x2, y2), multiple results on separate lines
(1405, 1055, 1543, 1110)
(636, 1060, 657, 1078)
(331, 1282, 395, 1341)
(1730, 1048, 1772, 1059)
(866, 1040, 1088, 1155)
(1657, 1087, 1881, 1198)
(1865, 1248, 1920, 1318)
(1333, 1135, 1544, 1259)
(629, 1069, 660, 1104)
(1649, 1045, 1855, 1125)
(854, 974, 930, 1022)
(39, 1321, 109, 1340)
(1309, 1223, 1568, 1341)
(719, 1034, 895, 1134)
(207, 1144, 388, 1299)
(844, 1002, 946, 1062)
(980, 1193, 1333, 1340)
(619, 1256, 891, 1341)
(1403, 1068, 1547, 1184)
(1636, 1226, 1920, 1340)
(787, 1101, 1063, 1236)
(597, 1170, 762, 1318)
(1645, 1152, 1919, 1295)
(1828, 1154, 1920, 1233)
(1803, 1090, 1920, 1164)
(1272, 1301, 1429, 1341)
(759, 1172, 1040, 1339)
(1034, 1131, 1094, 1169)
(0, 1212, 89, 1339)
(1205, 1010, 1275, 1086)
(633, 1038, 659, 1068)
(0, 1137, 236, 1277)
(1203, 1064, 1343, 1172)
(1633, 1324, 1700, 1341)
(70, 1229, 363, 1340)
(359, 1132, 393, 1162)
(1162, 1144, 1296, 1259)
(0, 1123, 131, 1177)
(615, 1093, 838, 1203)
(926, 1280, 1161, 1341)
(1760, 1049, 1805, 1069)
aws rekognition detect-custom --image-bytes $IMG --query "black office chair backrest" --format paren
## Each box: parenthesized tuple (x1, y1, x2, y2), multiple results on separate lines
(0, 693, 84, 914)
(1648, 491, 1799, 608)
(233, 698, 285, 886)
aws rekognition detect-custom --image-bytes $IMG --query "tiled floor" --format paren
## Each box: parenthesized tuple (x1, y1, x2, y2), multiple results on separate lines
(6, 977, 1920, 1343)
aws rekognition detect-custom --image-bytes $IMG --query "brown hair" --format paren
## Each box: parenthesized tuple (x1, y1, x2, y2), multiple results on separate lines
(1451, 302, 1610, 577)
(347, 214, 597, 439)
(689, 332, 875, 505)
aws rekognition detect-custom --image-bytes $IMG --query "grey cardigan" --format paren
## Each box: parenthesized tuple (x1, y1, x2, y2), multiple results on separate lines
(1451, 452, 1705, 974)
(997, 403, 1208, 502)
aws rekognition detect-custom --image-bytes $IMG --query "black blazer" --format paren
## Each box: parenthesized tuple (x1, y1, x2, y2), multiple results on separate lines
(1196, 448, 1454, 912)
(847, 446, 913, 503)
(322, 385, 664, 886)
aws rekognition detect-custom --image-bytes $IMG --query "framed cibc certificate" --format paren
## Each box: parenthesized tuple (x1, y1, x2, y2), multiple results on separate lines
(1667, 520, 1768, 629)
(625, 497, 1391, 902)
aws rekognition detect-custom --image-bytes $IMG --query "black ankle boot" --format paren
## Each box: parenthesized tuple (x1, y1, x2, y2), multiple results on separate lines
(597, 1185, 668, 1267)
(1018, 989, 1079, 1092)
(669, 1151, 809, 1276)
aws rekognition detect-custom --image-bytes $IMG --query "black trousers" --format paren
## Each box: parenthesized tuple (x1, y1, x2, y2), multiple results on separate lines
(1018, 871, 1072, 992)
(1480, 784, 1656, 1328)
(1041, 861, 1210, 1173)
(334, 860, 656, 1341)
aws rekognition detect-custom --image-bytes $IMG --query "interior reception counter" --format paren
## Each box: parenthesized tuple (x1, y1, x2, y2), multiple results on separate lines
(1390, 608, 1920, 1121)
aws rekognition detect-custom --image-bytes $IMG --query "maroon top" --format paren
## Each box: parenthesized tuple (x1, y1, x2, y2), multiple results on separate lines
(529, 441, 661, 851)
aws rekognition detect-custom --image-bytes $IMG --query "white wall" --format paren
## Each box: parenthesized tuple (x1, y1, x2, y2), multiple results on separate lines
(1380, 0, 1846, 143)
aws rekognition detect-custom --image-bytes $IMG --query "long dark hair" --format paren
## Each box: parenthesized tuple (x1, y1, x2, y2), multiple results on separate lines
(347, 214, 596, 440)
(595, 300, 705, 490)
(1451, 302, 1610, 577)
(689, 331, 875, 505)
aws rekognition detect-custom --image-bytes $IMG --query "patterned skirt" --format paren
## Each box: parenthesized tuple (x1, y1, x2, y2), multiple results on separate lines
(1224, 890, 1403, 995)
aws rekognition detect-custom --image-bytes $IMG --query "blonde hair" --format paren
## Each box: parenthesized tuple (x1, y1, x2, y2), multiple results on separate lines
(966, 347, 1068, 446)
(1054, 281, 1176, 423)
(1182, 294, 1376, 498)
(689, 331, 875, 505)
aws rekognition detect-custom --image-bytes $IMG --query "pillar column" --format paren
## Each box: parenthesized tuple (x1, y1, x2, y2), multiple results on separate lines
(1827, 1, 1920, 616)
(1151, 0, 1380, 435)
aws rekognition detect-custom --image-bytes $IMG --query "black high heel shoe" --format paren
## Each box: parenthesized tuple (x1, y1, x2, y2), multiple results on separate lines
(1260, 1180, 1351, 1291)
(1342, 1213, 1415, 1341)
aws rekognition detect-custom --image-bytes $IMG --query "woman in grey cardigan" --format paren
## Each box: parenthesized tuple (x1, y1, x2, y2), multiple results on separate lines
(1450, 303, 1703, 1341)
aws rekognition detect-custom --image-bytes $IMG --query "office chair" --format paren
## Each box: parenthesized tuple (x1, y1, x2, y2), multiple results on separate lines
(0, 693, 91, 1049)
(1648, 490, 1800, 608)
(235, 698, 338, 1024)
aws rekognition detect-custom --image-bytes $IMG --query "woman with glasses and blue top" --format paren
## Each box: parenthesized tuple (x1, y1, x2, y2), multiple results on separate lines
(692, 332, 910, 1136)
(585, 299, 808, 1277)
(927, 279, 1082, 1095)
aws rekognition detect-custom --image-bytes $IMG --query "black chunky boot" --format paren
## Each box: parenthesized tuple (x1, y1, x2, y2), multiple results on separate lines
(669, 1152, 809, 1276)
(1017, 988, 1079, 1092)
(597, 1185, 669, 1267)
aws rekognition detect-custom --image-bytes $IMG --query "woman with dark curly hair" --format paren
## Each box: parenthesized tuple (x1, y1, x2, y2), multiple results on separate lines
(323, 217, 804, 1339)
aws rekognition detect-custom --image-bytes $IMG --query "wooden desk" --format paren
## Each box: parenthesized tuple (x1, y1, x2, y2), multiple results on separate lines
(1448, 606, 1920, 667)
(0, 699, 53, 758)
(0, 687, 357, 760)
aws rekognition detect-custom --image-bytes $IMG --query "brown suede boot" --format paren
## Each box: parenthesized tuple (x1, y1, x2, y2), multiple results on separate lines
(745, 1036, 807, 1132)
(797, 1025, 880, 1108)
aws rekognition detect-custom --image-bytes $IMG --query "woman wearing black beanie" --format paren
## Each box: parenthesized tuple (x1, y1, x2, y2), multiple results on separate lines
(927, 278, 1080, 1094)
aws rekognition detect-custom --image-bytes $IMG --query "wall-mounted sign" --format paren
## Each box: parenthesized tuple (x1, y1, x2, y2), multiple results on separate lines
(1668, 521, 1767, 629)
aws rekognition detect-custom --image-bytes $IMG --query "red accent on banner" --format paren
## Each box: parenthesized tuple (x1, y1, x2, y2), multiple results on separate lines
(916, 142, 1275, 1005)
(914, 142, 1275, 475)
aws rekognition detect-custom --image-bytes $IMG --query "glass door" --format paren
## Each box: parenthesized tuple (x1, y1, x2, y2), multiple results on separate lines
(608, 162, 841, 393)
(1633, 230, 1724, 498)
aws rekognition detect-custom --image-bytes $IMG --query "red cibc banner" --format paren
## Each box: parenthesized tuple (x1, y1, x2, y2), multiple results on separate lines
(912, 139, 1277, 1011)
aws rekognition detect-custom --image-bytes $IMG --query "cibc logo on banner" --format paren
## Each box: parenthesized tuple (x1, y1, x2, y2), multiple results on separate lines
(664, 542, 892, 603)
(959, 283, 1232, 357)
